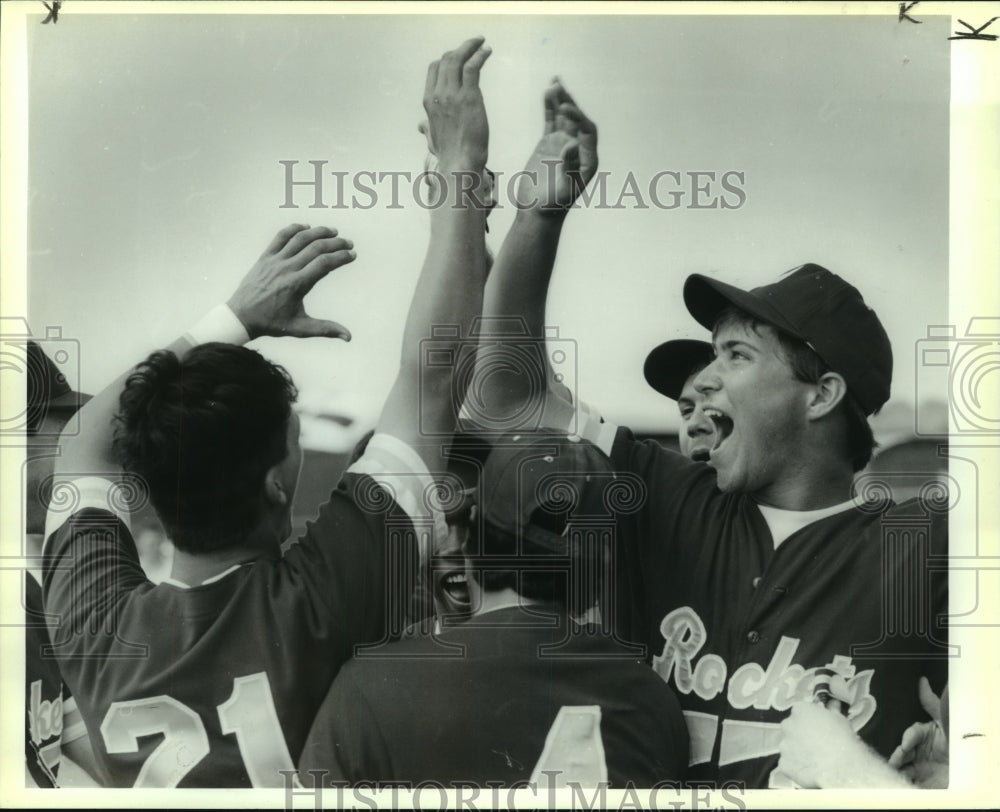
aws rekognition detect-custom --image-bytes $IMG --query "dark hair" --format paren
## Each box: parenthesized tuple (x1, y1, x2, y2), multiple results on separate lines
(112, 343, 298, 553)
(714, 307, 876, 471)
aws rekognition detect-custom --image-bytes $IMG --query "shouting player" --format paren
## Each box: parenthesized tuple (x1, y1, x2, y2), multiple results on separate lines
(473, 78, 947, 788)
(643, 338, 716, 461)
(298, 433, 688, 787)
(42, 36, 494, 787)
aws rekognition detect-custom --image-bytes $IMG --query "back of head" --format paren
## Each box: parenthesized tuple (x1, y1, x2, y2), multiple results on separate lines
(112, 343, 297, 553)
(473, 434, 616, 615)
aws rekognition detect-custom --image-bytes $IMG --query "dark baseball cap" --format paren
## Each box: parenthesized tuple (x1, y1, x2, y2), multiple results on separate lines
(25, 340, 91, 434)
(644, 339, 715, 401)
(683, 263, 892, 415)
(480, 433, 615, 555)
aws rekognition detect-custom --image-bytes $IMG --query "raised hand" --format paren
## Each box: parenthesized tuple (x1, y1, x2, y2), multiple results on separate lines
(515, 79, 599, 212)
(423, 37, 492, 175)
(227, 224, 355, 340)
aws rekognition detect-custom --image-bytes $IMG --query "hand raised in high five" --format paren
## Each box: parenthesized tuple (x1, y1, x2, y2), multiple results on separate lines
(423, 37, 492, 174)
(227, 224, 355, 341)
(515, 79, 599, 213)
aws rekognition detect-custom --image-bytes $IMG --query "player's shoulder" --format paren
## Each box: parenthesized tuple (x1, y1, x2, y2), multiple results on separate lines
(610, 427, 709, 481)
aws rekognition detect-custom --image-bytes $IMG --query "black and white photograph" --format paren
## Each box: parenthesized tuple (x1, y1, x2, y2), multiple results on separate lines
(1, 1, 997, 808)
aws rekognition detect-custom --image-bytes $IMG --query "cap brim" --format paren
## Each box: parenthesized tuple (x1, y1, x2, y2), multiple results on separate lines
(45, 390, 92, 411)
(683, 274, 805, 340)
(643, 339, 714, 400)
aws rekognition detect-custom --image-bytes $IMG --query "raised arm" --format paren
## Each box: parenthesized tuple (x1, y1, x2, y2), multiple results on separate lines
(53, 224, 355, 485)
(374, 37, 492, 471)
(474, 80, 598, 432)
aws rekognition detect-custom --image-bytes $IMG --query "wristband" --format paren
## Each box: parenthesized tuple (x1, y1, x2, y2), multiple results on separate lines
(185, 303, 250, 347)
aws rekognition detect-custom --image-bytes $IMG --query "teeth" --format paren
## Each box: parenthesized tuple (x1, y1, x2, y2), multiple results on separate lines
(703, 408, 726, 420)
(444, 573, 467, 585)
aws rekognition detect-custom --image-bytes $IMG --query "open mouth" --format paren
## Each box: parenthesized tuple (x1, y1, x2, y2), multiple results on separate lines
(690, 448, 711, 463)
(434, 564, 472, 615)
(703, 407, 734, 456)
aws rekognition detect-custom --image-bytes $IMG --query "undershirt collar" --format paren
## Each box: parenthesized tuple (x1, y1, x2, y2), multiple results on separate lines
(755, 499, 856, 548)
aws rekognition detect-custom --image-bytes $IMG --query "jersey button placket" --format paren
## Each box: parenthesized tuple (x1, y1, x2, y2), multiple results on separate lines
(746, 630, 761, 644)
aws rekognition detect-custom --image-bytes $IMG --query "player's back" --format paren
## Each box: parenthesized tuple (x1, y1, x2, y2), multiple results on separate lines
(43, 469, 415, 788)
(299, 605, 688, 787)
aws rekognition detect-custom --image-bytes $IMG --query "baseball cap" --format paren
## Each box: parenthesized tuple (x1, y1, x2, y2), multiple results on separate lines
(683, 263, 892, 415)
(480, 433, 615, 555)
(25, 340, 91, 434)
(644, 339, 715, 401)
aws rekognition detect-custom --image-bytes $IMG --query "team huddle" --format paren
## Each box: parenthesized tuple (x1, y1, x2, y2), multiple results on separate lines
(26, 38, 948, 791)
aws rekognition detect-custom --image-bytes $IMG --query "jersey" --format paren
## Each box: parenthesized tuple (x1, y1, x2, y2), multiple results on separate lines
(596, 426, 949, 789)
(41, 434, 437, 788)
(298, 605, 688, 788)
(24, 571, 88, 787)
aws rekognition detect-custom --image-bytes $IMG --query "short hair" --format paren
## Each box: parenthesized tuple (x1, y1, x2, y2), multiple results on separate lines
(714, 307, 877, 471)
(112, 343, 298, 553)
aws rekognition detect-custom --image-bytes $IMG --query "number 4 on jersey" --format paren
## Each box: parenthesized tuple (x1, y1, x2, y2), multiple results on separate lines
(101, 671, 293, 788)
(530, 706, 608, 788)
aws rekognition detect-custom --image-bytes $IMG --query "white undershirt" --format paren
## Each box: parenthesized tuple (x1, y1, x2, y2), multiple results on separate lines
(755, 499, 856, 549)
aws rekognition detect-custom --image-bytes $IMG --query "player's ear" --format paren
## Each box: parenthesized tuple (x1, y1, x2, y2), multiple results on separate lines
(263, 466, 289, 507)
(806, 371, 847, 421)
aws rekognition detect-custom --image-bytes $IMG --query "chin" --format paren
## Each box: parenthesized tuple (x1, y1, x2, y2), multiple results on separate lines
(710, 463, 743, 494)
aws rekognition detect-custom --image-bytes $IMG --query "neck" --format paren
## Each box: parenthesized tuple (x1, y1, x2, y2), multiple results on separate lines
(170, 526, 279, 586)
(755, 452, 855, 511)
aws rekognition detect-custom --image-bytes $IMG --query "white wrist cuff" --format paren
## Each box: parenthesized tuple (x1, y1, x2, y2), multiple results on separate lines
(185, 304, 250, 347)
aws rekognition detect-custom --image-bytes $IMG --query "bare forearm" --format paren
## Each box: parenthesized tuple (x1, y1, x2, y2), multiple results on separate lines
(473, 207, 575, 426)
(379, 174, 488, 450)
(483, 208, 565, 335)
(56, 335, 193, 479)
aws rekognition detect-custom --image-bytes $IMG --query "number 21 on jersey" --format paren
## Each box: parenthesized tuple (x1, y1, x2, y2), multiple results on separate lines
(100, 671, 293, 787)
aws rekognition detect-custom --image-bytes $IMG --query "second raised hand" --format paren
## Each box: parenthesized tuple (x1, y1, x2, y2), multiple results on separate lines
(227, 223, 356, 341)
(423, 37, 492, 175)
(516, 79, 599, 212)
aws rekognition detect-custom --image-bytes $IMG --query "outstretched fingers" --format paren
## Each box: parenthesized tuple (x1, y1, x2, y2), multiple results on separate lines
(263, 223, 310, 256)
(437, 36, 486, 91)
(558, 101, 598, 177)
(280, 225, 339, 259)
(461, 42, 492, 89)
(298, 243, 357, 293)
(287, 314, 352, 342)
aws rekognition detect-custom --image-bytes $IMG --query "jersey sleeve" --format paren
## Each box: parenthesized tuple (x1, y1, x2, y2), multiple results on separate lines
(281, 434, 440, 658)
(41, 505, 147, 662)
(297, 665, 393, 786)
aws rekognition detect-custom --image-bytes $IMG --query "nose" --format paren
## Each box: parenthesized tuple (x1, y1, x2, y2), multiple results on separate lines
(692, 360, 721, 395)
(686, 407, 715, 437)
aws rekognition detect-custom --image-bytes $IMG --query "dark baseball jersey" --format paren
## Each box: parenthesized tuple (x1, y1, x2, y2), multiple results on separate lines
(42, 435, 434, 788)
(578, 419, 948, 789)
(298, 605, 688, 787)
(24, 571, 88, 787)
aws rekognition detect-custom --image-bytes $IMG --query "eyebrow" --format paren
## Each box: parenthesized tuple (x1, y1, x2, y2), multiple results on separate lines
(714, 339, 758, 354)
(677, 396, 695, 410)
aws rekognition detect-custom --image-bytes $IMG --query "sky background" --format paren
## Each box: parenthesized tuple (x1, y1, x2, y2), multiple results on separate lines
(25, 10, 952, 449)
